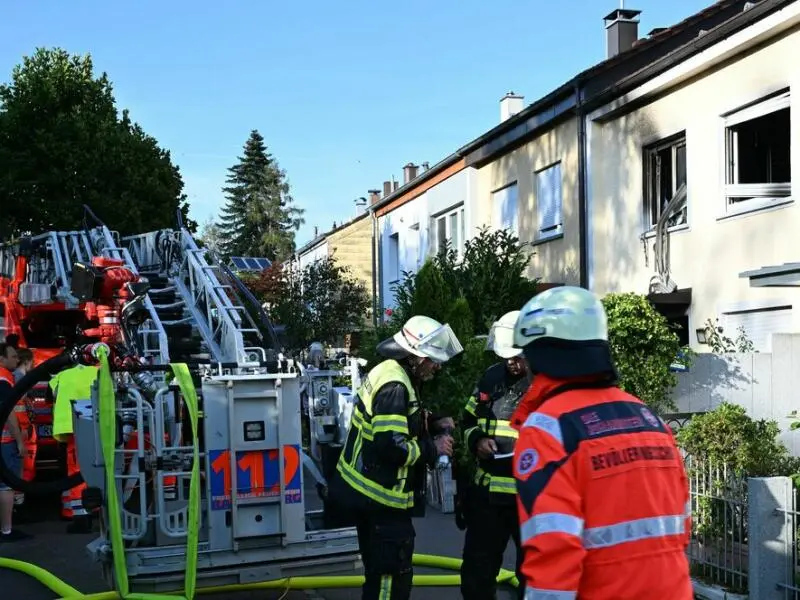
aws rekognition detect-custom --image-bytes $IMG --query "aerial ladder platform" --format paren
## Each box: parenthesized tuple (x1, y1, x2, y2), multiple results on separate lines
(0, 208, 360, 593)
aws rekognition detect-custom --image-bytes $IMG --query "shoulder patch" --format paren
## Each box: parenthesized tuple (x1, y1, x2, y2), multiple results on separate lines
(517, 448, 539, 476)
(639, 406, 660, 428)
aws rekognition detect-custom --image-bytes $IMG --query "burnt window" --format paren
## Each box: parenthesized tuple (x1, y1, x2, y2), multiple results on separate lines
(644, 133, 687, 229)
(724, 90, 791, 213)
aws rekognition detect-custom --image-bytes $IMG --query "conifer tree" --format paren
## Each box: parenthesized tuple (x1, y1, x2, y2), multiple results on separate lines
(217, 130, 304, 260)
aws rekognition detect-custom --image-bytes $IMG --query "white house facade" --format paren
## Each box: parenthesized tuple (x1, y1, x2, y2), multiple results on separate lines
(587, 0, 800, 351)
(377, 167, 478, 313)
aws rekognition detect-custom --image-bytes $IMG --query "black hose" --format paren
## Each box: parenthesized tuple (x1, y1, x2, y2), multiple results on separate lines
(0, 351, 83, 494)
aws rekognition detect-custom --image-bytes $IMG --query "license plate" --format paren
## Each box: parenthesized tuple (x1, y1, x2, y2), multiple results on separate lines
(37, 425, 52, 439)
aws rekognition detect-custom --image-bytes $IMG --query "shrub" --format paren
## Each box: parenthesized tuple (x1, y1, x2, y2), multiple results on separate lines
(678, 402, 797, 477)
(602, 292, 686, 414)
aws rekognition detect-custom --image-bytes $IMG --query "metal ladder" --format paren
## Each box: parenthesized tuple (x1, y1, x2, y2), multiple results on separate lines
(122, 228, 263, 367)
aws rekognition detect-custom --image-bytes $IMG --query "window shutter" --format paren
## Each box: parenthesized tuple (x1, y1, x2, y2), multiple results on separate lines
(537, 163, 562, 234)
(492, 184, 518, 235)
(721, 307, 792, 352)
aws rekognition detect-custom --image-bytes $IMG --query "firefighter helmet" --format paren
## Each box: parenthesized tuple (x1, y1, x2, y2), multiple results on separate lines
(486, 311, 522, 359)
(513, 286, 614, 378)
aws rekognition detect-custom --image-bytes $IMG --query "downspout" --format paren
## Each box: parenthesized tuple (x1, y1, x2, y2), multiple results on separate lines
(370, 206, 380, 327)
(575, 78, 589, 289)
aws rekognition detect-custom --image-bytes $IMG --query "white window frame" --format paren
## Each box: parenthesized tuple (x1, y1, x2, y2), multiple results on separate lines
(492, 183, 519, 239)
(534, 162, 563, 241)
(431, 203, 465, 258)
(643, 133, 688, 231)
(722, 90, 792, 215)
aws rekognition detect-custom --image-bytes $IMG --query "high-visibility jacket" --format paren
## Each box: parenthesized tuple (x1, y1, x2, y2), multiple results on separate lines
(51, 365, 99, 442)
(336, 359, 435, 510)
(511, 374, 692, 600)
(462, 362, 529, 498)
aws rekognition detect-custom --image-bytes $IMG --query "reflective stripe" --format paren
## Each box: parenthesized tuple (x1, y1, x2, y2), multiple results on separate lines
(525, 587, 576, 599)
(685, 500, 691, 517)
(520, 512, 585, 544)
(475, 467, 517, 495)
(372, 414, 409, 435)
(521, 411, 564, 446)
(403, 440, 420, 466)
(582, 514, 685, 550)
(337, 458, 414, 510)
(379, 575, 392, 600)
(465, 396, 477, 416)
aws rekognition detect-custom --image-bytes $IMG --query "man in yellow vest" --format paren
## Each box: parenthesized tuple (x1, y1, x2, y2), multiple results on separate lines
(333, 315, 463, 600)
(51, 364, 99, 533)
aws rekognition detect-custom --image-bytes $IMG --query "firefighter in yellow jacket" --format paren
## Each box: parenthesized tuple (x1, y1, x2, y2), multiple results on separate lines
(332, 315, 463, 600)
(459, 311, 530, 600)
(51, 364, 99, 533)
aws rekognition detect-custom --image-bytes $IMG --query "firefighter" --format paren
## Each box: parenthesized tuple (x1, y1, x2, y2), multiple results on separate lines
(459, 310, 530, 600)
(51, 363, 99, 534)
(510, 286, 692, 599)
(12, 348, 36, 511)
(331, 315, 462, 600)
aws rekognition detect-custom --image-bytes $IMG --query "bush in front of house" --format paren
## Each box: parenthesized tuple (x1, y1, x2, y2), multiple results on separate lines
(678, 402, 798, 478)
(602, 292, 688, 415)
(676, 402, 800, 548)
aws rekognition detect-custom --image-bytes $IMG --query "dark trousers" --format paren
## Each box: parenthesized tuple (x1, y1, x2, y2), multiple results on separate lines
(356, 508, 415, 600)
(460, 488, 524, 600)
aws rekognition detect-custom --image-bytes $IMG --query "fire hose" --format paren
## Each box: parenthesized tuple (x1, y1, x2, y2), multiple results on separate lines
(0, 349, 520, 598)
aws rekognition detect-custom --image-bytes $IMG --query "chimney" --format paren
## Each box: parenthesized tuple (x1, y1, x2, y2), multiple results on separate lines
(500, 91, 524, 122)
(383, 180, 392, 197)
(403, 163, 419, 184)
(368, 189, 381, 205)
(314, 225, 319, 237)
(604, 8, 642, 58)
(422, 161, 430, 171)
(393, 180, 399, 192)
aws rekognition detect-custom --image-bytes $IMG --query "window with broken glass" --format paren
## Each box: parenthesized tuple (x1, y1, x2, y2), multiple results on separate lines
(644, 133, 687, 230)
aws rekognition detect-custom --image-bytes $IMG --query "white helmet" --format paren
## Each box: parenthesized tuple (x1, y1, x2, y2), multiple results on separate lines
(392, 315, 464, 364)
(486, 311, 522, 359)
(513, 286, 613, 378)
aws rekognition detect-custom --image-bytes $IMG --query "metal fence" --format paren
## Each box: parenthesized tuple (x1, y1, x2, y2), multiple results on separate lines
(685, 456, 749, 595)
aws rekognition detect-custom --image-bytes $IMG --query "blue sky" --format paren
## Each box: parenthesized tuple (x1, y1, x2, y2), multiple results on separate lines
(1, 0, 711, 248)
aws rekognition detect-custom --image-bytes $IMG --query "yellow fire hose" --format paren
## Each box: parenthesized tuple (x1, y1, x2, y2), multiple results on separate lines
(0, 354, 520, 598)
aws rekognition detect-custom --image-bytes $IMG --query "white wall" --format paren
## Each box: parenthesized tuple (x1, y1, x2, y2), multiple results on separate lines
(297, 241, 329, 271)
(378, 168, 477, 314)
(588, 6, 800, 349)
(670, 334, 800, 456)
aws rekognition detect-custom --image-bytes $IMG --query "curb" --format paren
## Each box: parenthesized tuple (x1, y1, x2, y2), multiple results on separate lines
(692, 578, 748, 600)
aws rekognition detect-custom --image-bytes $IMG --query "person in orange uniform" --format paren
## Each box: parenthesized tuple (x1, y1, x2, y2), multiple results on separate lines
(12, 348, 36, 510)
(0, 342, 31, 541)
(509, 286, 693, 600)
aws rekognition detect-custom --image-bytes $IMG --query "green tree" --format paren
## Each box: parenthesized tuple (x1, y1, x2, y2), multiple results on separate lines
(246, 257, 369, 351)
(0, 47, 193, 238)
(217, 130, 304, 261)
(602, 292, 686, 414)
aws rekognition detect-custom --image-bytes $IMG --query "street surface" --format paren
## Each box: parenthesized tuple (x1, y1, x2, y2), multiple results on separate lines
(1, 494, 519, 600)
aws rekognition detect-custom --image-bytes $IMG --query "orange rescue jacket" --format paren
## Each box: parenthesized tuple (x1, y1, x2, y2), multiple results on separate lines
(510, 374, 692, 600)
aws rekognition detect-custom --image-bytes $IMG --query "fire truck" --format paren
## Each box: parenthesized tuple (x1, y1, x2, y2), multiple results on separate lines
(0, 207, 361, 593)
